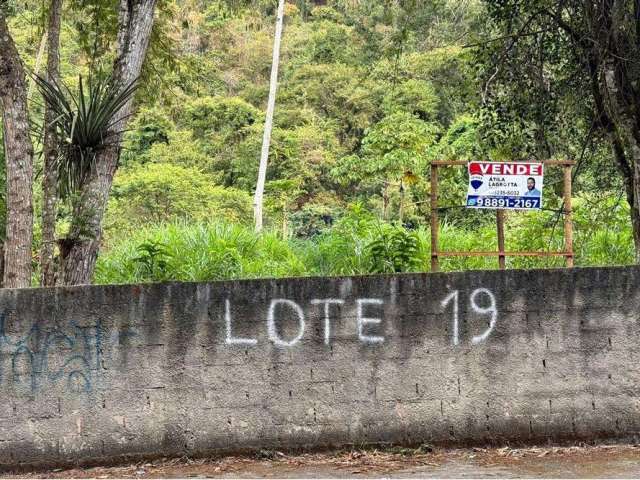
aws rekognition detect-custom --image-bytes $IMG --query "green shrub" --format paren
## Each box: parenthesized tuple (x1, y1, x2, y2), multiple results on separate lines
(181, 96, 260, 138)
(132, 240, 173, 282)
(95, 222, 308, 284)
(106, 164, 253, 233)
(366, 224, 422, 273)
(139, 130, 212, 170)
(382, 79, 439, 120)
(122, 107, 174, 162)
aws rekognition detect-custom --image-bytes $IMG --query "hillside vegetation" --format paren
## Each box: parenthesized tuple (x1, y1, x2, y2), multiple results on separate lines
(3, 0, 635, 284)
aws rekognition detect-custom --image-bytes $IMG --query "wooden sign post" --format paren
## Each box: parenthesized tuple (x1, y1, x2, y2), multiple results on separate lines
(429, 160, 575, 272)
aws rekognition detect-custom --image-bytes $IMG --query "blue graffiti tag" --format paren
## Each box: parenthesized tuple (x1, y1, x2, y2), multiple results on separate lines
(0, 314, 105, 393)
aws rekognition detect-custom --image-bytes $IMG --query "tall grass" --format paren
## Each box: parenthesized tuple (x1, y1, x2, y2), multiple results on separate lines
(95, 222, 308, 284)
(95, 200, 635, 285)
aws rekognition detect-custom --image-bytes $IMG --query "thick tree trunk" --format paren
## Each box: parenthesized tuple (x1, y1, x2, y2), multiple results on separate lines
(0, 15, 34, 288)
(60, 150, 119, 285)
(601, 57, 640, 261)
(615, 130, 640, 261)
(40, 0, 63, 287)
(609, 133, 640, 259)
(59, 0, 157, 285)
(633, 162, 640, 261)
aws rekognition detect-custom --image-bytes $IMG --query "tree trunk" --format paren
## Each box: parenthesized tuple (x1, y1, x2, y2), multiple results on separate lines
(0, 15, 34, 288)
(0, 243, 5, 283)
(253, 0, 285, 232)
(40, 0, 63, 287)
(398, 180, 405, 223)
(59, 0, 157, 285)
(632, 161, 640, 262)
(382, 182, 389, 220)
(600, 56, 640, 262)
(282, 207, 288, 238)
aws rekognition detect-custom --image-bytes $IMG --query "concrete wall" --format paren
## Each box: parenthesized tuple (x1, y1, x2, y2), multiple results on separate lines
(0, 266, 639, 467)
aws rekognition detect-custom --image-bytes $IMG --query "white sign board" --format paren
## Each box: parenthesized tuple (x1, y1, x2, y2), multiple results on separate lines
(466, 161, 544, 210)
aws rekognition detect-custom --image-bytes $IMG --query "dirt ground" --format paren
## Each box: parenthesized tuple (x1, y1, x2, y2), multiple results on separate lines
(4, 443, 640, 478)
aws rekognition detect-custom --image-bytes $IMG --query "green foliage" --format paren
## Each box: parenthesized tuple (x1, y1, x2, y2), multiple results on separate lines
(310, 6, 343, 22)
(139, 130, 211, 169)
(96, 191, 635, 285)
(231, 119, 343, 192)
(299, 203, 380, 275)
(332, 112, 439, 185)
(361, 113, 439, 168)
(426, 115, 485, 214)
(95, 221, 309, 284)
(382, 79, 439, 119)
(473, 0, 598, 163)
(366, 224, 422, 273)
(9, 0, 637, 281)
(35, 74, 137, 198)
(132, 240, 172, 282)
(301, 203, 427, 275)
(506, 194, 634, 268)
(290, 202, 343, 238)
(403, 47, 477, 124)
(181, 96, 260, 138)
(431, 114, 482, 161)
(203, 0, 234, 28)
(67, 0, 118, 60)
(123, 107, 174, 161)
(286, 63, 379, 149)
(308, 21, 357, 64)
(106, 163, 252, 232)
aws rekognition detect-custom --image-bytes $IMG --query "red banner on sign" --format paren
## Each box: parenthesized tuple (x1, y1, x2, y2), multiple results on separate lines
(469, 162, 543, 177)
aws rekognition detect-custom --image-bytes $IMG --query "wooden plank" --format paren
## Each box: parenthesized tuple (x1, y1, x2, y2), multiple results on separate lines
(430, 165, 439, 272)
(430, 160, 576, 167)
(563, 165, 574, 267)
(431, 161, 467, 166)
(497, 209, 506, 269)
(544, 160, 576, 166)
(437, 251, 572, 257)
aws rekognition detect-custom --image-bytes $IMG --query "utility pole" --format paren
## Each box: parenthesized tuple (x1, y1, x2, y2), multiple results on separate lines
(253, 0, 285, 232)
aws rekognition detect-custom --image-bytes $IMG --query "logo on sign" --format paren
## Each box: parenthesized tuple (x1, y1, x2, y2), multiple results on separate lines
(470, 175, 483, 190)
(469, 163, 484, 190)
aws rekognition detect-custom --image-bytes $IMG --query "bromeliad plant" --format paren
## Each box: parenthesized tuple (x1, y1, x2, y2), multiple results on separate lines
(34, 74, 137, 198)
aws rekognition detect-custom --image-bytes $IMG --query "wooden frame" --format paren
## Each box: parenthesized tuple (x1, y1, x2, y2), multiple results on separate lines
(430, 160, 575, 272)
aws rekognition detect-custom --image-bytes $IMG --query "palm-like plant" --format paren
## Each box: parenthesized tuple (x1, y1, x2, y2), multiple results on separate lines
(34, 74, 137, 198)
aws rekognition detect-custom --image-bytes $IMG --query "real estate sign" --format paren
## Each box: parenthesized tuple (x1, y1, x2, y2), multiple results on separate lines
(466, 161, 544, 210)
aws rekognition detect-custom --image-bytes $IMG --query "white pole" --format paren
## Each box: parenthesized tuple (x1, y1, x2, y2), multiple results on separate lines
(253, 0, 285, 232)
(27, 31, 47, 100)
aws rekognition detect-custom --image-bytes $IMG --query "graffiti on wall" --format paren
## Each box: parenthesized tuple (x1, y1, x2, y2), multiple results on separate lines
(441, 288, 497, 346)
(0, 314, 139, 394)
(0, 285, 498, 393)
(226, 288, 498, 347)
(0, 314, 103, 393)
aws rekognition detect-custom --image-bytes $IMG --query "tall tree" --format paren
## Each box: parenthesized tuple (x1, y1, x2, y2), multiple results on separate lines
(478, 0, 640, 262)
(40, 0, 63, 287)
(253, 0, 285, 232)
(59, 0, 158, 284)
(0, 13, 34, 288)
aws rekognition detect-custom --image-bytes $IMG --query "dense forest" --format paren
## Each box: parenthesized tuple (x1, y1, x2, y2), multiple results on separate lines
(0, 0, 638, 286)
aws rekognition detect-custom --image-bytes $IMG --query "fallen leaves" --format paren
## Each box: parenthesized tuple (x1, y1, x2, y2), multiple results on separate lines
(4, 443, 639, 478)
